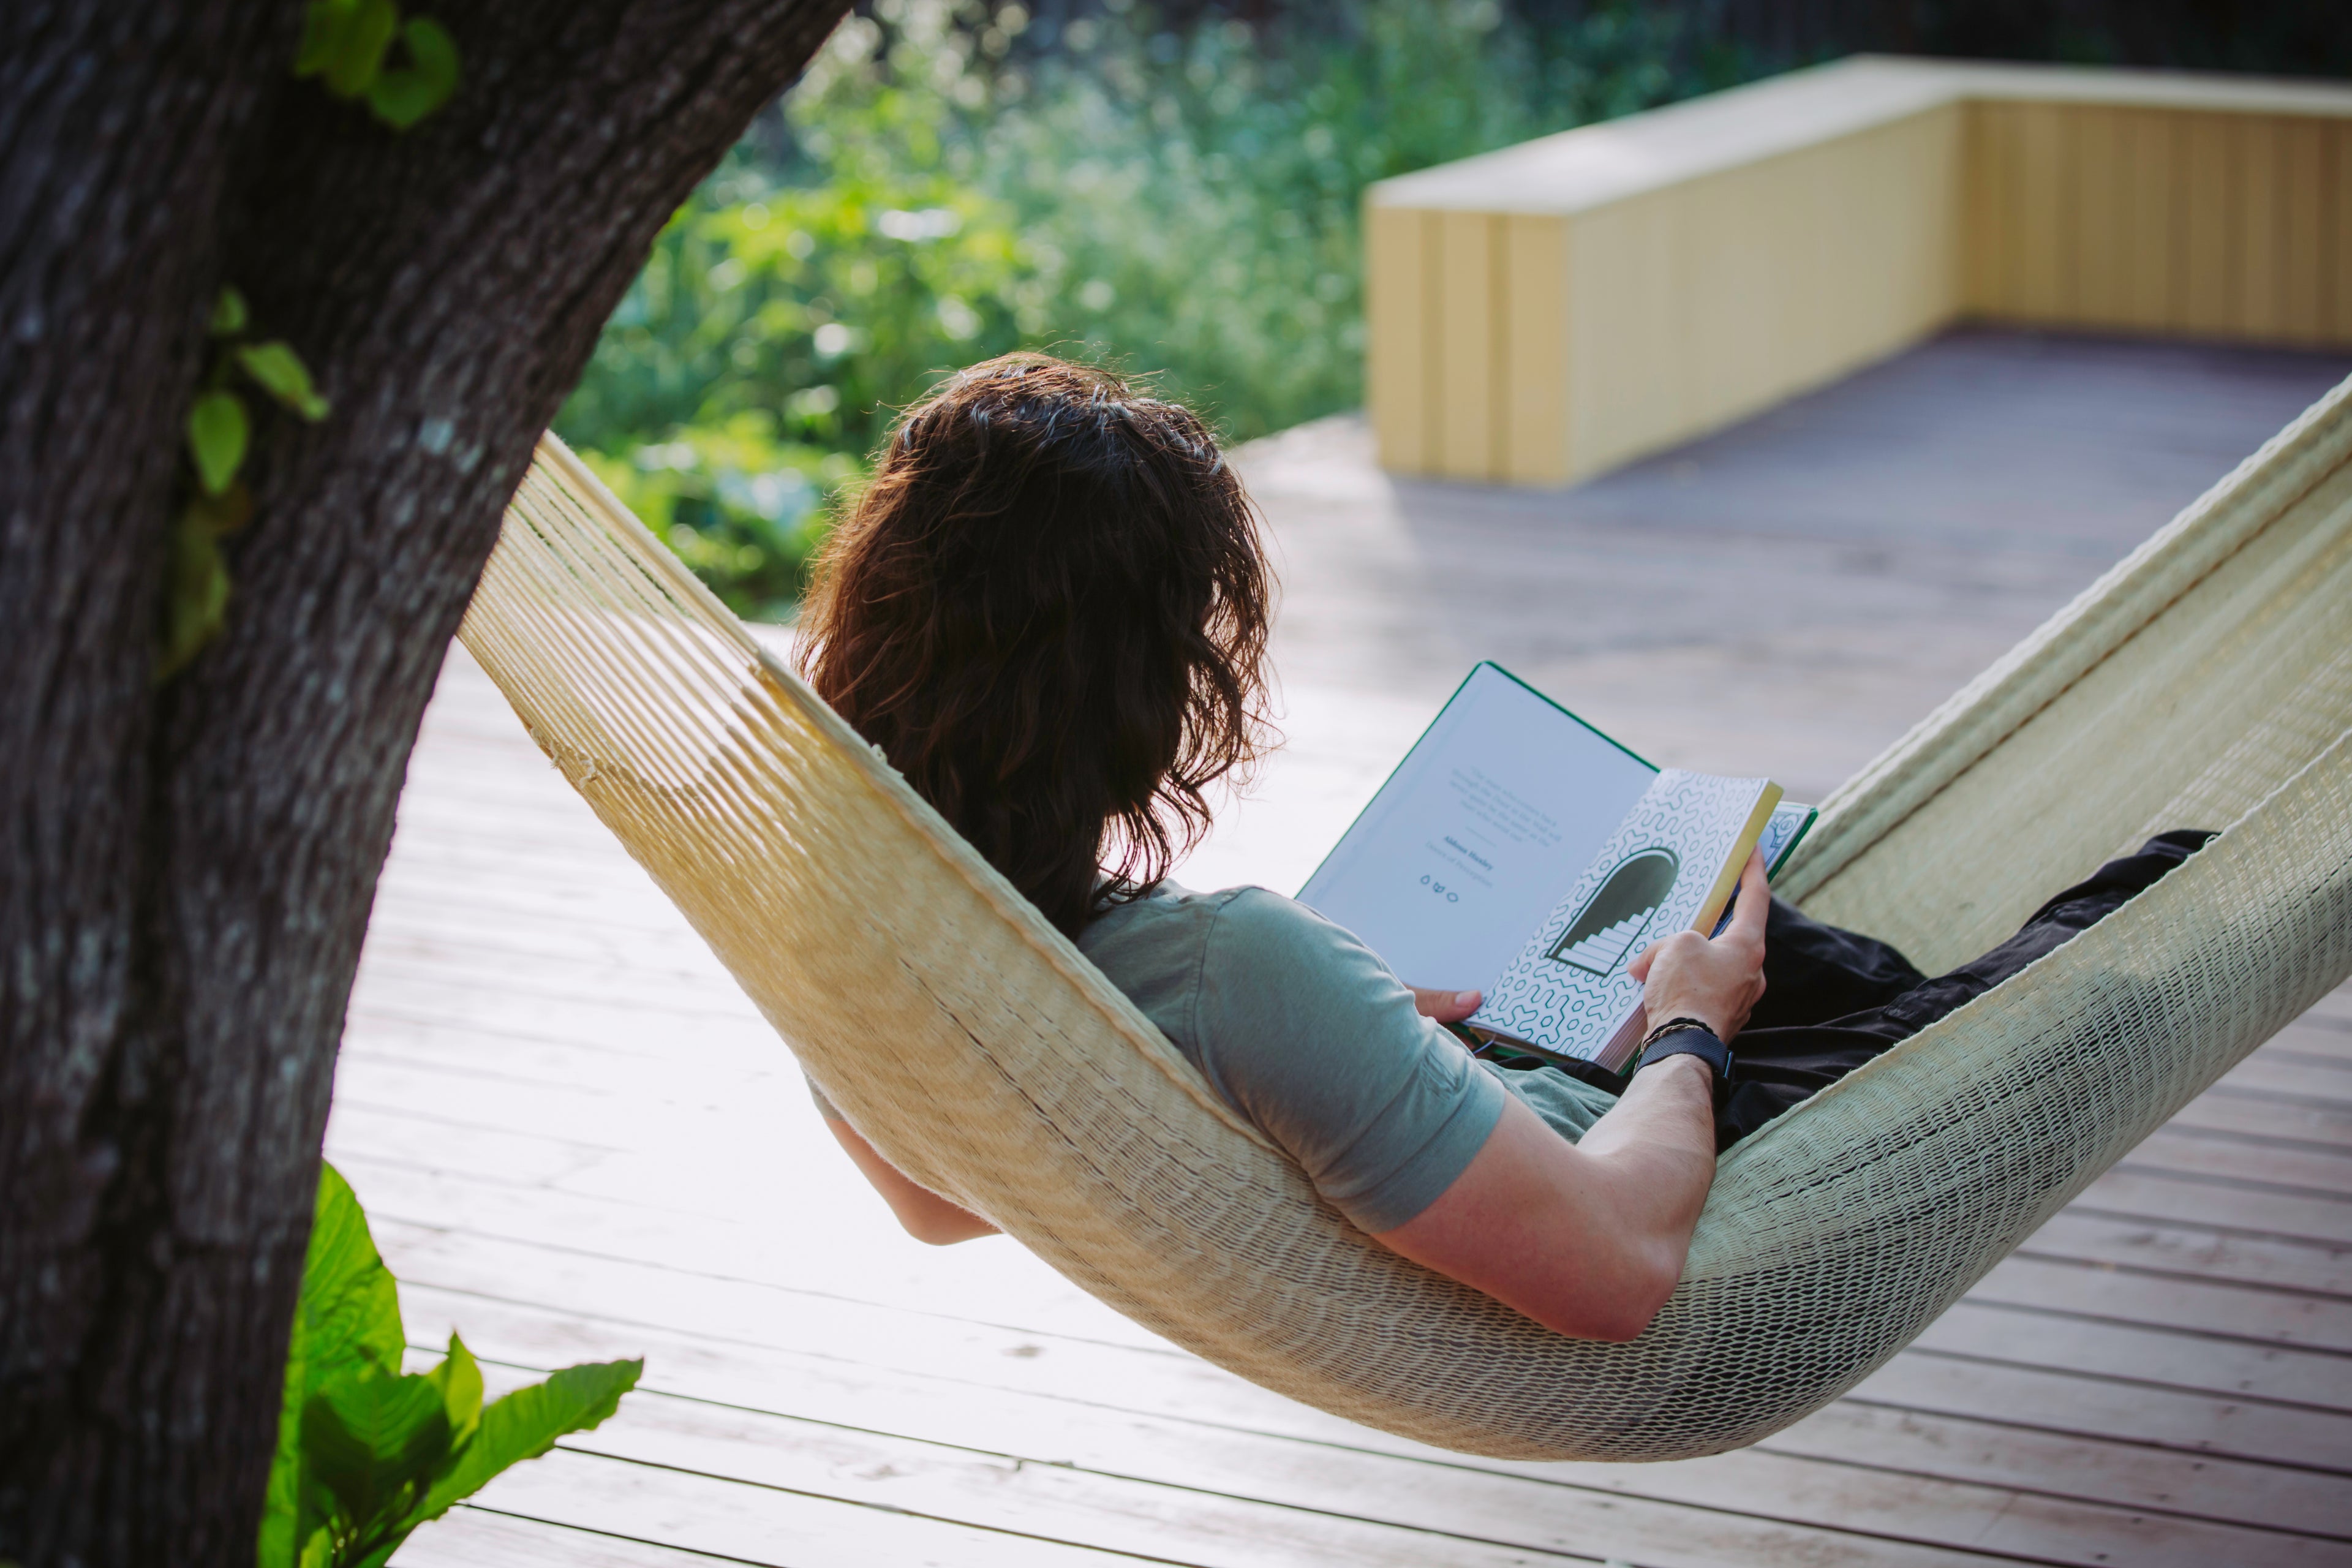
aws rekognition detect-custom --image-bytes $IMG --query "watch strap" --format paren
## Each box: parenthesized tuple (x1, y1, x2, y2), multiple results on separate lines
(1636, 1023, 1735, 1106)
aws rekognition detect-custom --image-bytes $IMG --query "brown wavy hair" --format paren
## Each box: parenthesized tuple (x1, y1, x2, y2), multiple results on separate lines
(797, 354, 1276, 937)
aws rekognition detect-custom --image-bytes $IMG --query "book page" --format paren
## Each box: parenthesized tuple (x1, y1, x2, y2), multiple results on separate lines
(1470, 769, 1776, 1061)
(1759, 800, 1817, 876)
(1297, 664, 1654, 992)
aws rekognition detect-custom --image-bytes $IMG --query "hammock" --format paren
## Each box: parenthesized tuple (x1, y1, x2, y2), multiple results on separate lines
(456, 376, 2352, 1463)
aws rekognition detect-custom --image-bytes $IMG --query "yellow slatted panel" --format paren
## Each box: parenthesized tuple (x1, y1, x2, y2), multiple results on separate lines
(1365, 61, 2352, 483)
(1363, 203, 1431, 474)
(1434, 211, 1500, 480)
(1965, 99, 2017, 314)
(1501, 213, 1570, 484)
(2069, 105, 2125, 326)
(1683, 160, 1767, 437)
(1564, 192, 1677, 478)
(2116, 107, 2180, 330)
(2180, 110, 2238, 336)
(2335, 121, 2352, 341)
(2279, 116, 2329, 343)
(2013, 101, 2070, 321)
(1893, 104, 1968, 337)
(1555, 115, 1966, 484)
(2239, 115, 2284, 339)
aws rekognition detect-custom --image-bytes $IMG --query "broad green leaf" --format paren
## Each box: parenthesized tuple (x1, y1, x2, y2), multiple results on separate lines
(302, 1365, 451, 1534)
(259, 1168, 638, 1568)
(209, 286, 249, 336)
(323, 0, 399, 97)
(186, 390, 248, 496)
(260, 1165, 403, 1563)
(294, 0, 359, 76)
(154, 513, 229, 682)
(366, 18, 461, 130)
(300, 1165, 405, 1381)
(423, 1334, 483, 1452)
(236, 341, 330, 421)
(412, 1359, 643, 1523)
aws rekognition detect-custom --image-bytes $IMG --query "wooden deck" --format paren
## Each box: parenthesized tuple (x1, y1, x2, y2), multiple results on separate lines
(362, 330, 2352, 1567)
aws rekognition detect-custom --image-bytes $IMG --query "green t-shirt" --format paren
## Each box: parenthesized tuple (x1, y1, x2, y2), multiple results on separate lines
(815, 879, 1619, 1233)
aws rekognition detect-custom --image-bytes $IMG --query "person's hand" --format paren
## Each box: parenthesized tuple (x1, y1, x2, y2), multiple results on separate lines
(1626, 850, 1769, 1041)
(1409, 986, 1482, 1025)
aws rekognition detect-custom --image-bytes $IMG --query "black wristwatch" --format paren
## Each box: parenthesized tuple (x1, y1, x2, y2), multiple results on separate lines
(1637, 1017, 1735, 1106)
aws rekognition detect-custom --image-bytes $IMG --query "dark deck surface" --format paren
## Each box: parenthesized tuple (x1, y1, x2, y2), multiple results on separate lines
(363, 330, 2352, 1567)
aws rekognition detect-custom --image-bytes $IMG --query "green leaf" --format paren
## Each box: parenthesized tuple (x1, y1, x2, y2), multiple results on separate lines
(423, 1334, 484, 1453)
(366, 18, 461, 130)
(236, 341, 330, 421)
(186, 390, 248, 496)
(302, 1365, 452, 1536)
(323, 0, 399, 97)
(154, 507, 230, 684)
(412, 1359, 642, 1524)
(300, 1165, 406, 1382)
(210, 286, 249, 336)
(258, 1164, 405, 1562)
(294, 0, 359, 76)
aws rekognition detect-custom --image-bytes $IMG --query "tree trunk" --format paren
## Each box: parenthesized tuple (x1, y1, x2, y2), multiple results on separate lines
(0, 1, 848, 1558)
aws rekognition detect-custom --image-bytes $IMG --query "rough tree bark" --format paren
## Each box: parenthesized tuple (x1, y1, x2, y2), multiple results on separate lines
(0, 1, 850, 1559)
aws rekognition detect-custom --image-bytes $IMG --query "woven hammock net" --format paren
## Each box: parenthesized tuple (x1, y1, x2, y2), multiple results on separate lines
(456, 375, 2352, 1463)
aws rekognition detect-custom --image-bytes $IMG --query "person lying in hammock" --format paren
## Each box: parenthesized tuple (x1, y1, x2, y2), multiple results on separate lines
(798, 352, 2210, 1343)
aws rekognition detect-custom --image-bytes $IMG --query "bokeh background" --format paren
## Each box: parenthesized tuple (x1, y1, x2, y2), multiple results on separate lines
(556, 0, 2351, 619)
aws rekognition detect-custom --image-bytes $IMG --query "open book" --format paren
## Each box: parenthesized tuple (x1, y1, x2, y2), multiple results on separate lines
(1297, 663, 1815, 1073)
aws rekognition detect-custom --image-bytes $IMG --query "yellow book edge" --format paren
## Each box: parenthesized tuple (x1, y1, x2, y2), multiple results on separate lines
(1589, 780, 1783, 1074)
(1689, 781, 1784, 941)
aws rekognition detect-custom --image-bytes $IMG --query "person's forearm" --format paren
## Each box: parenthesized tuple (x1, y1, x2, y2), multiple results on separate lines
(826, 1116, 1000, 1244)
(1376, 1058, 1718, 1341)
(1575, 1054, 1718, 1283)
(1384, 862, 1754, 1341)
(1580, 1054, 1716, 1195)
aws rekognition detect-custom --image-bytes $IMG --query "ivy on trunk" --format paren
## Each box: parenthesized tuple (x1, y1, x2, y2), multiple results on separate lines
(0, 1, 848, 1559)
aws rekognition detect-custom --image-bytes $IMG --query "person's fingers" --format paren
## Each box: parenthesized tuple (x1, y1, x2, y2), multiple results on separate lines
(1408, 985, 1483, 1022)
(1627, 941, 1662, 981)
(1727, 850, 1770, 946)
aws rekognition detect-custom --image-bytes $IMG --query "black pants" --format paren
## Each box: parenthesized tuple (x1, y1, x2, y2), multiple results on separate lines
(1712, 830, 2214, 1148)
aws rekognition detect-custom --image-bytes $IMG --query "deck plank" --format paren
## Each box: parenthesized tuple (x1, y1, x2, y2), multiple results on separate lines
(417, 1454, 1177, 1568)
(401, 1289, 2345, 1568)
(372, 331, 2352, 1566)
(390, 1510, 747, 1568)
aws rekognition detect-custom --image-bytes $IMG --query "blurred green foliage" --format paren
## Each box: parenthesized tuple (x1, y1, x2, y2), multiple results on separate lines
(557, 0, 1749, 617)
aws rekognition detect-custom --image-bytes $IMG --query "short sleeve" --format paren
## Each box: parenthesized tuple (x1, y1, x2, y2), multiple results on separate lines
(1189, 889, 1507, 1233)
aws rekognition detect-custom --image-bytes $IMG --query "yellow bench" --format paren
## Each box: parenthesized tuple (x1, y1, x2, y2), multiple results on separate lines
(1366, 55, 2352, 484)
